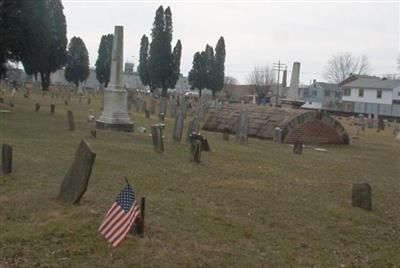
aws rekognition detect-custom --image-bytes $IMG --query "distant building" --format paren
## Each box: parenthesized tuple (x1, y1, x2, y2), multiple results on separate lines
(341, 77, 400, 116)
(299, 80, 341, 110)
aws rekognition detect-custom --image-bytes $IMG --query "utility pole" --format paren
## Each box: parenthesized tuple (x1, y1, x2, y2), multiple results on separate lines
(273, 61, 287, 107)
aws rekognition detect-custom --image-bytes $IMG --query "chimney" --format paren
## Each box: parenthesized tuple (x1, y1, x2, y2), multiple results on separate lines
(282, 69, 287, 88)
(288, 62, 300, 99)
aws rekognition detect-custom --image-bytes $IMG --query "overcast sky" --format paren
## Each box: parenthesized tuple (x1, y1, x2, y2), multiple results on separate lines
(63, 1, 399, 85)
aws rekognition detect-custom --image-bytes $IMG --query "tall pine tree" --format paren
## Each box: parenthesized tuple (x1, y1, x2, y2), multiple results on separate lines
(137, 34, 150, 88)
(211, 37, 226, 97)
(65, 37, 89, 90)
(95, 34, 113, 87)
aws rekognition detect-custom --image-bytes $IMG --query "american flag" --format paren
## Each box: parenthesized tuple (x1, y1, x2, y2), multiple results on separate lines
(99, 184, 140, 247)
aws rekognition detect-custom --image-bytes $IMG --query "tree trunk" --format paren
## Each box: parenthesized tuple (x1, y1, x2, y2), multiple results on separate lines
(199, 88, 202, 98)
(162, 87, 168, 98)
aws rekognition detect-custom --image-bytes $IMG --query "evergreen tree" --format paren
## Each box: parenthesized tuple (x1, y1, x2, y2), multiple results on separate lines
(148, 5, 181, 97)
(204, 44, 215, 90)
(167, 39, 182, 89)
(188, 51, 207, 97)
(137, 34, 150, 87)
(95, 34, 113, 87)
(211, 37, 226, 97)
(65, 37, 89, 89)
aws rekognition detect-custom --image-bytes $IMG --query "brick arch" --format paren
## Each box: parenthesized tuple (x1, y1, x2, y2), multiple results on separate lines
(284, 120, 345, 144)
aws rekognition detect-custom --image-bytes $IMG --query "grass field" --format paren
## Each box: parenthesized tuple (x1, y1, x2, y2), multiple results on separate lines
(1, 88, 400, 267)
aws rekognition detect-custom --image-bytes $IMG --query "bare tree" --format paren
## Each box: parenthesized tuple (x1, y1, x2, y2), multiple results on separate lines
(323, 53, 370, 84)
(247, 65, 275, 100)
(224, 76, 238, 86)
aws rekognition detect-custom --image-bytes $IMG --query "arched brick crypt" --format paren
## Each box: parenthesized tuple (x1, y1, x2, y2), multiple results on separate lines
(202, 105, 349, 145)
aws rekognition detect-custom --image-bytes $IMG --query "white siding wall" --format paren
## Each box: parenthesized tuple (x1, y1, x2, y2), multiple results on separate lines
(342, 88, 393, 104)
(392, 86, 400, 100)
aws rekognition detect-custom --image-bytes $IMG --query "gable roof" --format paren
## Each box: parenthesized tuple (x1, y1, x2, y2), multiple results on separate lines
(339, 74, 380, 87)
(316, 82, 340, 91)
(342, 78, 400, 90)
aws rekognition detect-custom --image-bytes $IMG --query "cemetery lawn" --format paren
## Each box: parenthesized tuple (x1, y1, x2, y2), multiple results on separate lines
(1, 89, 400, 268)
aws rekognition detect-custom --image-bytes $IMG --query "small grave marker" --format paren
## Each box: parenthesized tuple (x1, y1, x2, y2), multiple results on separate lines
(1, 144, 13, 174)
(293, 141, 303, 154)
(58, 140, 96, 204)
(90, 130, 97, 138)
(222, 127, 230, 140)
(145, 109, 150, 119)
(173, 112, 185, 142)
(35, 103, 40, 112)
(189, 133, 210, 152)
(151, 124, 164, 153)
(186, 117, 200, 143)
(352, 183, 372, 211)
(235, 112, 249, 144)
(50, 104, 55, 114)
(67, 110, 75, 131)
(190, 140, 202, 163)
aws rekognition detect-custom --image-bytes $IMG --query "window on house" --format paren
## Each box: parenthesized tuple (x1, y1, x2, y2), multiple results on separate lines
(377, 90, 382, 99)
(324, 90, 330, 97)
(335, 92, 341, 98)
(358, 89, 364, 97)
(343, 88, 351, 96)
(311, 90, 317, 97)
(393, 100, 400, 105)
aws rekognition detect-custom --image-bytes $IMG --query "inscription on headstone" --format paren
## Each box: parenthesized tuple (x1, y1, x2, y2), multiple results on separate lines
(58, 140, 96, 204)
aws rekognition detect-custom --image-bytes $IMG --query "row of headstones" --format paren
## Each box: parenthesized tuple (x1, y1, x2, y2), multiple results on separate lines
(1, 141, 372, 211)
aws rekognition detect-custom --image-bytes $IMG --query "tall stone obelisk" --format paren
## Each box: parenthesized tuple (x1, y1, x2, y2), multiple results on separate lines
(96, 26, 133, 131)
(281, 61, 304, 109)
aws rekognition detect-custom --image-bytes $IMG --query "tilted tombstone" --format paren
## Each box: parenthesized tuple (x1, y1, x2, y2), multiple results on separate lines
(35, 103, 40, 112)
(190, 139, 202, 163)
(293, 141, 303, 154)
(172, 112, 185, 141)
(67, 110, 75, 131)
(235, 112, 249, 144)
(50, 104, 55, 115)
(58, 140, 96, 204)
(1, 144, 13, 174)
(151, 124, 165, 153)
(352, 183, 372, 211)
(186, 117, 200, 143)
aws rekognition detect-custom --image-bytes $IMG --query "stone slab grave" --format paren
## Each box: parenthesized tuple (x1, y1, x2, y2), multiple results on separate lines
(2, 144, 13, 174)
(172, 112, 185, 142)
(293, 140, 303, 154)
(235, 112, 249, 144)
(151, 124, 165, 153)
(190, 139, 202, 163)
(67, 110, 75, 131)
(50, 104, 55, 114)
(189, 132, 210, 151)
(186, 117, 200, 143)
(58, 140, 96, 204)
(352, 182, 372, 211)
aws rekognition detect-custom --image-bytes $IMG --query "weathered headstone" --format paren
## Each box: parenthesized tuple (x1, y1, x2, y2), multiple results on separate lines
(65, 100, 68, 106)
(352, 183, 372, 211)
(90, 130, 96, 138)
(159, 99, 167, 119)
(50, 104, 55, 115)
(67, 110, 75, 131)
(186, 117, 200, 143)
(172, 112, 185, 141)
(293, 141, 303, 154)
(145, 109, 150, 119)
(273, 127, 282, 143)
(190, 139, 202, 163)
(1, 144, 12, 174)
(151, 124, 164, 153)
(235, 112, 248, 144)
(87, 97, 91, 105)
(58, 140, 96, 204)
(169, 100, 177, 118)
(0, 97, 4, 103)
(189, 133, 210, 152)
(378, 117, 385, 131)
(150, 99, 156, 114)
(35, 103, 40, 112)
(159, 113, 165, 122)
(222, 127, 230, 141)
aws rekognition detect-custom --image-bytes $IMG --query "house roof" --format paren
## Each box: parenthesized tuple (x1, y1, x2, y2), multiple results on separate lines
(316, 82, 340, 91)
(339, 74, 380, 87)
(342, 78, 400, 90)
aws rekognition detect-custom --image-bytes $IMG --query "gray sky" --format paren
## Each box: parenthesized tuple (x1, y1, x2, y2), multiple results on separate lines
(63, 1, 399, 85)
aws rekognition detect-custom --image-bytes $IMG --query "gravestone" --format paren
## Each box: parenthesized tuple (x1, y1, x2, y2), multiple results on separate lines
(150, 99, 156, 114)
(159, 113, 165, 122)
(352, 125, 360, 139)
(2, 144, 12, 174)
(87, 97, 91, 105)
(90, 130, 96, 138)
(169, 100, 177, 118)
(235, 112, 249, 144)
(352, 183, 372, 211)
(0, 97, 4, 103)
(172, 112, 185, 141)
(159, 99, 167, 119)
(145, 109, 150, 119)
(222, 127, 230, 141)
(67, 110, 75, 131)
(180, 98, 188, 118)
(190, 139, 202, 163)
(273, 127, 282, 143)
(293, 141, 303, 154)
(151, 124, 164, 153)
(35, 103, 40, 112)
(186, 117, 200, 143)
(58, 140, 96, 204)
(189, 133, 210, 152)
(65, 100, 68, 106)
(50, 104, 55, 115)
(378, 117, 385, 131)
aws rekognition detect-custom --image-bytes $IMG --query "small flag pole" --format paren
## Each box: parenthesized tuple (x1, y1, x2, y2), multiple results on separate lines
(134, 197, 146, 237)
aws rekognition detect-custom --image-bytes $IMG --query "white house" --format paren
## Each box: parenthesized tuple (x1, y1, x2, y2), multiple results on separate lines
(341, 77, 400, 116)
